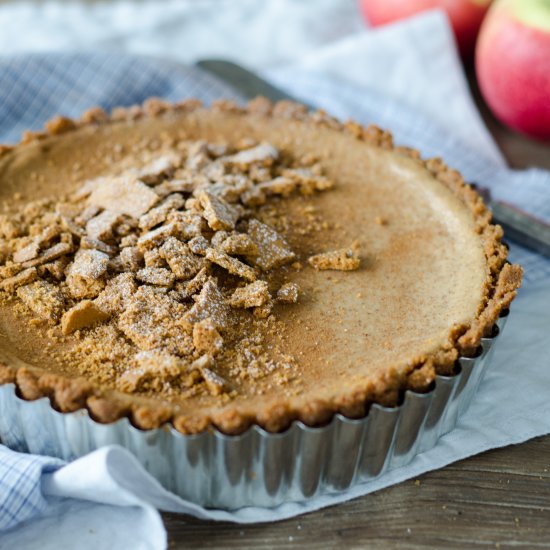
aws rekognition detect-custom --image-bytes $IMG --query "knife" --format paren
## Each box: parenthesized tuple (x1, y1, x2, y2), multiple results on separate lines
(196, 59, 550, 259)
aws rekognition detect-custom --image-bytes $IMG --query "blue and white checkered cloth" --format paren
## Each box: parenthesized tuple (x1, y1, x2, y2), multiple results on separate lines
(0, 447, 62, 531)
(0, 52, 549, 538)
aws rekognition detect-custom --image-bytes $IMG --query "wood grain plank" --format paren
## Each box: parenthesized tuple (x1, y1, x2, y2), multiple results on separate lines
(164, 437, 550, 549)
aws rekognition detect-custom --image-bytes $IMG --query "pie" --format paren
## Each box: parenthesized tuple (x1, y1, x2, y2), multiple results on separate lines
(0, 98, 522, 436)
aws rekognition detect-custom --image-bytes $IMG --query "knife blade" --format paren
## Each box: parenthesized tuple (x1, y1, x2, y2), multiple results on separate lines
(196, 58, 550, 259)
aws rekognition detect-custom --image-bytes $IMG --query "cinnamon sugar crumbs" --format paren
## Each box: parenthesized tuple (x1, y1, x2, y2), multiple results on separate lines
(0, 135, 356, 402)
(188, 235, 210, 256)
(197, 191, 239, 231)
(85, 211, 121, 241)
(88, 175, 159, 218)
(193, 319, 223, 356)
(223, 142, 278, 168)
(61, 300, 110, 334)
(159, 237, 202, 280)
(205, 248, 257, 282)
(201, 365, 229, 396)
(219, 233, 258, 257)
(17, 281, 65, 323)
(0, 267, 38, 292)
(21, 242, 73, 268)
(179, 265, 210, 299)
(118, 285, 191, 354)
(308, 240, 361, 271)
(184, 278, 232, 331)
(248, 219, 295, 270)
(228, 281, 270, 309)
(13, 241, 40, 263)
(118, 350, 198, 393)
(136, 266, 175, 287)
(277, 282, 300, 303)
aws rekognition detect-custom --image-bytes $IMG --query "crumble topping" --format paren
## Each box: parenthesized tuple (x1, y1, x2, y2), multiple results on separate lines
(61, 300, 110, 335)
(87, 175, 160, 218)
(247, 219, 296, 270)
(308, 240, 361, 271)
(0, 267, 38, 292)
(17, 281, 65, 323)
(0, 136, 361, 402)
(228, 281, 270, 309)
(193, 318, 223, 356)
(276, 282, 300, 303)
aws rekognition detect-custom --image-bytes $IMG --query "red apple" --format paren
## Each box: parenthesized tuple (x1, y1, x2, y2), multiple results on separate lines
(359, 0, 493, 59)
(476, 0, 550, 140)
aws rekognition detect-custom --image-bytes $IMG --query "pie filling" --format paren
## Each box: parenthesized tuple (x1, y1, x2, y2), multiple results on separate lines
(0, 99, 522, 434)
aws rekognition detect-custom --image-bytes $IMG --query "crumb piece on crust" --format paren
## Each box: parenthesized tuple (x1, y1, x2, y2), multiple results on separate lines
(60, 216, 86, 238)
(120, 234, 138, 247)
(252, 299, 273, 319)
(197, 190, 239, 231)
(118, 286, 190, 353)
(181, 265, 210, 298)
(138, 193, 185, 230)
(17, 281, 65, 323)
(38, 257, 70, 281)
(68, 248, 109, 280)
(21, 242, 73, 268)
(223, 143, 278, 168)
(61, 300, 110, 334)
(282, 167, 333, 195)
(166, 210, 205, 240)
(131, 153, 181, 185)
(154, 179, 195, 198)
(94, 272, 137, 315)
(0, 267, 38, 292)
(13, 241, 40, 263)
(85, 210, 121, 241)
(201, 367, 228, 396)
(240, 185, 266, 207)
(80, 237, 117, 256)
(257, 177, 296, 196)
(187, 235, 210, 256)
(87, 175, 159, 218)
(193, 318, 223, 356)
(119, 246, 143, 272)
(143, 248, 165, 268)
(160, 237, 203, 280)
(75, 205, 101, 225)
(137, 223, 178, 249)
(219, 233, 258, 257)
(277, 282, 300, 303)
(248, 219, 295, 270)
(66, 273, 105, 299)
(205, 248, 257, 282)
(136, 266, 175, 287)
(118, 350, 196, 393)
(184, 278, 231, 330)
(308, 241, 360, 271)
(192, 354, 228, 396)
(228, 280, 270, 308)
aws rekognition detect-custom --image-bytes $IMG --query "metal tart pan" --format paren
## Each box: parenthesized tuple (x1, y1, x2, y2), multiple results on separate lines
(0, 311, 508, 510)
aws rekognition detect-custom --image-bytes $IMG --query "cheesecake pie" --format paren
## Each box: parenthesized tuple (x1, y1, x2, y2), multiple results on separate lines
(0, 98, 522, 435)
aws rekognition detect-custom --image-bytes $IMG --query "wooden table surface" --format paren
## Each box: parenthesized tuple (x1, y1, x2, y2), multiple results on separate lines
(164, 74, 550, 550)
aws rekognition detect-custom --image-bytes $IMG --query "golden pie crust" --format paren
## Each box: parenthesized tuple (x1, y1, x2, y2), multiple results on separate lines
(0, 98, 523, 435)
